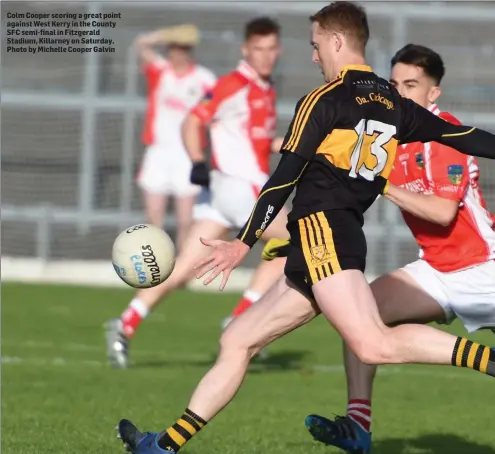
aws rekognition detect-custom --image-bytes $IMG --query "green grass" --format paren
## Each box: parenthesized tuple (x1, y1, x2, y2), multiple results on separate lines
(2, 283, 495, 454)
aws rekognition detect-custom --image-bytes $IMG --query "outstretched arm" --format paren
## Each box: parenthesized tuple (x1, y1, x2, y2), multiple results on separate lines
(399, 97, 495, 159)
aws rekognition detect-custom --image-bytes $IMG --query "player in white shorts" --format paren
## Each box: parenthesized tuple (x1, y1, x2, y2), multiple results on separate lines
(299, 44, 495, 453)
(135, 24, 216, 250)
(105, 17, 288, 368)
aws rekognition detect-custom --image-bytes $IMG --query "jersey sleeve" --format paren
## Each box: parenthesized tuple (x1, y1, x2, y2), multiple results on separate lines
(142, 58, 168, 85)
(236, 151, 308, 248)
(280, 92, 335, 161)
(190, 74, 244, 124)
(425, 142, 469, 202)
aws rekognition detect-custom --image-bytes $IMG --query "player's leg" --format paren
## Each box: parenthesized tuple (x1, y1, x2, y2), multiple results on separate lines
(315, 269, 494, 369)
(171, 155, 202, 253)
(173, 195, 196, 253)
(344, 265, 448, 402)
(306, 265, 448, 452)
(143, 192, 169, 227)
(307, 267, 495, 454)
(105, 217, 229, 368)
(297, 211, 494, 372)
(116, 275, 319, 453)
(137, 145, 172, 228)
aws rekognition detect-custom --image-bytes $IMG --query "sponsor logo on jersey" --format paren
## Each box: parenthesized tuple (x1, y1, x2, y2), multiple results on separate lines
(255, 205, 275, 238)
(415, 152, 424, 169)
(400, 177, 428, 194)
(448, 164, 463, 185)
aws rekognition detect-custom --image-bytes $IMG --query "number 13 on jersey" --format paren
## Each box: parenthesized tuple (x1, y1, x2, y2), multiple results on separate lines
(349, 119, 397, 181)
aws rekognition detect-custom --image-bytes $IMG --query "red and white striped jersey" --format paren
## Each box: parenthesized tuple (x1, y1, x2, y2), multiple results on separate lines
(390, 104, 495, 272)
(191, 60, 277, 188)
(142, 58, 216, 148)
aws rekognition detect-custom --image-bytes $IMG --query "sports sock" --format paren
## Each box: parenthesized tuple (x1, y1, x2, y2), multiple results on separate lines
(120, 298, 149, 339)
(231, 290, 261, 317)
(157, 408, 207, 452)
(451, 337, 495, 377)
(347, 399, 371, 432)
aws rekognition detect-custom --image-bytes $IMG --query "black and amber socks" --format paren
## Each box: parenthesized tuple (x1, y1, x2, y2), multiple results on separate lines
(157, 408, 207, 452)
(451, 337, 495, 377)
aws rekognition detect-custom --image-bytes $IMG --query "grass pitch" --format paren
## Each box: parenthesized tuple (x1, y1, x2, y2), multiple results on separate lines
(2, 283, 494, 454)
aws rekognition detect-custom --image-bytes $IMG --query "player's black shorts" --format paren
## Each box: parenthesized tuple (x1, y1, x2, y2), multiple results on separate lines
(284, 209, 367, 297)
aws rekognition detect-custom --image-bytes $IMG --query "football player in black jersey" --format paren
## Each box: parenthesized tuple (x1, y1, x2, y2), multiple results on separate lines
(115, 3, 495, 453)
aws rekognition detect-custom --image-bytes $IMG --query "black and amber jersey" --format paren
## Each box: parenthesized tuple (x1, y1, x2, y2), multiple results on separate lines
(236, 64, 495, 248)
(283, 65, 399, 222)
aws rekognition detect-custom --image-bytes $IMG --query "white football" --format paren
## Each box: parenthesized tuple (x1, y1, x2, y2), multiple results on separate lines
(112, 224, 176, 288)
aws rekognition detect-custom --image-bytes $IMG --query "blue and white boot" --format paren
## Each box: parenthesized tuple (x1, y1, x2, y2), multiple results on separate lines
(305, 414, 371, 454)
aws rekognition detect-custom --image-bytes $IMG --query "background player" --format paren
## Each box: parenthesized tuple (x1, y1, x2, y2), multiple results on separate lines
(115, 4, 495, 453)
(135, 24, 216, 250)
(105, 17, 288, 368)
(303, 44, 495, 454)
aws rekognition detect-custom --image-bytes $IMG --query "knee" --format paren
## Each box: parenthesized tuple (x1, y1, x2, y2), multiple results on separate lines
(219, 324, 259, 361)
(349, 332, 395, 365)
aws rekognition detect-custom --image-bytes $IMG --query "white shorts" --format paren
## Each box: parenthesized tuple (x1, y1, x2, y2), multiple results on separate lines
(193, 170, 264, 229)
(402, 259, 495, 333)
(137, 145, 201, 197)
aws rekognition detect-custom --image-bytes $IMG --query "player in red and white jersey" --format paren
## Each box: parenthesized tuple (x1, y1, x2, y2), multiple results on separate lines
(105, 17, 289, 368)
(393, 106, 495, 274)
(188, 59, 277, 193)
(135, 24, 216, 250)
(287, 44, 495, 452)
(188, 55, 281, 328)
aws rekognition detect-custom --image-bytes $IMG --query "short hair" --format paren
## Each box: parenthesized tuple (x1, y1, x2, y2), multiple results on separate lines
(244, 16, 281, 41)
(309, 1, 369, 53)
(391, 44, 445, 85)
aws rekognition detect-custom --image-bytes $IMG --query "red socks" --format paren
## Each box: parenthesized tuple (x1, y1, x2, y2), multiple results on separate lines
(347, 399, 371, 432)
(120, 298, 149, 338)
(231, 290, 261, 317)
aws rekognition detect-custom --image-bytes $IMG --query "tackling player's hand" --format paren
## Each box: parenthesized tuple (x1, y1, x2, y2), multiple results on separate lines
(261, 238, 291, 261)
(194, 238, 250, 290)
(190, 161, 210, 187)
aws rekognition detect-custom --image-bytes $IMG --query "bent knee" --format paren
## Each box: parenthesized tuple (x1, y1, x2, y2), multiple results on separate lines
(350, 334, 395, 365)
(219, 324, 261, 360)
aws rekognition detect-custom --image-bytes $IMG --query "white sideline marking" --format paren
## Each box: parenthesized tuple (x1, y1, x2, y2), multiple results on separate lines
(1, 356, 103, 367)
(1, 340, 489, 382)
(1, 257, 258, 292)
(1, 256, 379, 291)
(3, 339, 211, 360)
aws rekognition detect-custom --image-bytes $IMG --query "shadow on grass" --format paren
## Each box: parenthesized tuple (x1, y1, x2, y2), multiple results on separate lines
(289, 433, 495, 454)
(373, 434, 495, 454)
(135, 349, 312, 371)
